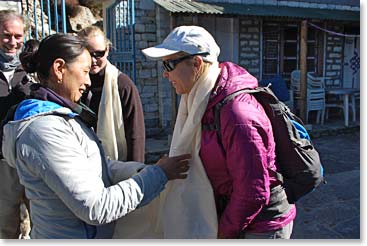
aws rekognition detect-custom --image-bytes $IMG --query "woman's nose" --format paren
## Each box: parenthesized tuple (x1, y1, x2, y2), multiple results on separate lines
(91, 57, 98, 63)
(86, 75, 91, 87)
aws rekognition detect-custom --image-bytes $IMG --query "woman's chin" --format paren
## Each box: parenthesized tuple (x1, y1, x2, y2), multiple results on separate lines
(90, 66, 101, 74)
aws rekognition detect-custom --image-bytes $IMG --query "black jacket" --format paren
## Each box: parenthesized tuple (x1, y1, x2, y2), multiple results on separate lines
(0, 66, 32, 121)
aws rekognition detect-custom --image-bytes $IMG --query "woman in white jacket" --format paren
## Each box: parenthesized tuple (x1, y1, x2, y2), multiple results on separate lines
(1, 33, 190, 239)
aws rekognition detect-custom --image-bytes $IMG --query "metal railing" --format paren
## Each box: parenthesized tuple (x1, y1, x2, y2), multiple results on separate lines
(106, 0, 136, 83)
(22, 0, 137, 83)
(23, 0, 67, 40)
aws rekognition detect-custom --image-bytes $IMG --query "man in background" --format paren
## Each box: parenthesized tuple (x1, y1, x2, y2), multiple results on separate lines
(0, 9, 33, 239)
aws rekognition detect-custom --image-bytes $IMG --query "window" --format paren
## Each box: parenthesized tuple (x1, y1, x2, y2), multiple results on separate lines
(262, 21, 321, 85)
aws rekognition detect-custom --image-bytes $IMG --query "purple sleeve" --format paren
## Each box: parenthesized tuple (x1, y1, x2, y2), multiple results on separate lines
(218, 94, 274, 238)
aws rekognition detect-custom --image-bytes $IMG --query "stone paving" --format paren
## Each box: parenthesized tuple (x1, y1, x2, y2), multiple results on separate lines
(7, 117, 361, 239)
(291, 130, 360, 239)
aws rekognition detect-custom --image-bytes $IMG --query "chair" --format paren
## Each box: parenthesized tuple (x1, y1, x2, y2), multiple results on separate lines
(290, 70, 301, 98)
(324, 88, 358, 126)
(306, 88, 325, 124)
(307, 72, 325, 89)
(291, 70, 326, 124)
(354, 91, 360, 113)
(306, 72, 357, 124)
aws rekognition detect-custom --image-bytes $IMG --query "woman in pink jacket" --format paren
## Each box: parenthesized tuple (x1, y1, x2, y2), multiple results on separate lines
(142, 25, 296, 239)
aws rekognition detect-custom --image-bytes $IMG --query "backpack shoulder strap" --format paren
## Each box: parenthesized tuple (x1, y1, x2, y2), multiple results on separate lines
(205, 87, 261, 143)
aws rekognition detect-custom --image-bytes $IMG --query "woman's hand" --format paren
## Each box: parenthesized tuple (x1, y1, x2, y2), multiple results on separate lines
(156, 154, 191, 180)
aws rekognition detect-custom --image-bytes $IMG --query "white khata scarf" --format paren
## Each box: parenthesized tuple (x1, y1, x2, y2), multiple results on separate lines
(158, 62, 221, 238)
(96, 61, 128, 161)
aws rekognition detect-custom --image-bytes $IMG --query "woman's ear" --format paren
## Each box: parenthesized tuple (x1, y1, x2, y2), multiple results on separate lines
(193, 55, 204, 75)
(192, 56, 204, 81)
(52, 58, 66, 83)
(105, 45, 110, 56)
(193, 56, 203, 69)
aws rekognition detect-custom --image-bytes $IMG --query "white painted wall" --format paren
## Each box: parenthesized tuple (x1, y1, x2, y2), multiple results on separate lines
(343, 37, 360, 89)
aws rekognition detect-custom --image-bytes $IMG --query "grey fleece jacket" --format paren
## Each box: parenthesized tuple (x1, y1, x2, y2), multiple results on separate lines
(1, 99, 167, 239)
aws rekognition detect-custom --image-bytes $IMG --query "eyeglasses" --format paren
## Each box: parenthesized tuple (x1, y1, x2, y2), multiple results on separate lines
(90, 49, 107, 59)
(162, 52, 209, 72)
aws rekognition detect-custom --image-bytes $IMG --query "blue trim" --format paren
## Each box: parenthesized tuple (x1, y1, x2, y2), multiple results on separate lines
(106, 0, 136, 83)
(291, 119, 311, 141)
(61, 0, 67, 33)
(131, 0, 136, 83)
(33, 0, 38, 40)
(291, 119, 324, 178)
(47, 0, 52, 36)
(24, 0, 67, 40)
(40, 0, 45, 37)
(54, 0, 59, 33)
(14, 99, 77, 120)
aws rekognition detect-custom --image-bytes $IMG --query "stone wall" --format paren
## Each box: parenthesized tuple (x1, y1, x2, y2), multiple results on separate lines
(134, 0, 173, 136)
(132, 5, 348, 135)
(136, 2, 210, 136)
(324, 23, 344, 87)
(111, 1, 356, 135)
(238, 17, 261, 79)
(134, 0, 159, 135)
(155, 5, 175, 132)
(136, 8, 265, 135)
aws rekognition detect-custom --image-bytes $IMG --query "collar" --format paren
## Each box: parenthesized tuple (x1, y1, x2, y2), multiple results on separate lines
(29, 84, 97, 128)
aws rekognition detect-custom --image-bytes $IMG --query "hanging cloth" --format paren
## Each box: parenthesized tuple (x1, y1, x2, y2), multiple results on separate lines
(157, 62, 221, 238)
(96, 61, 128, 161)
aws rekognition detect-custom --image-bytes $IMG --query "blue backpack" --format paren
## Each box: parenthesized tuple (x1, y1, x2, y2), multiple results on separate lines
(202, 86, 326, 203)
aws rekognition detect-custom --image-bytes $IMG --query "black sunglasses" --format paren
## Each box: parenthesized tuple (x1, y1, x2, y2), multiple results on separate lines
(90, 49, 107, 59)
(162, 52, 209, 72)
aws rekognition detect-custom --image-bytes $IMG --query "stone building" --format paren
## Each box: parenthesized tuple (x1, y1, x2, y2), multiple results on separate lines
(14, 0, 361, 136)
(102, 0, 359, 135)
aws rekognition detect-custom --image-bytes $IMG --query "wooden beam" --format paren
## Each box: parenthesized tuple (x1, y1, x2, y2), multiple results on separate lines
(299, 20, 308, 122)
(317, 23, 324, 75)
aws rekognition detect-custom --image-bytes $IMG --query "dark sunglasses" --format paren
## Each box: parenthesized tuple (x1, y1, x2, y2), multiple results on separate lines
(90, 49, 107, 59)
(162, 52, 209, 72)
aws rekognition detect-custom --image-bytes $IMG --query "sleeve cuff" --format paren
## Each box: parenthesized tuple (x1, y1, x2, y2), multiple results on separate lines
(131, 165, 168, 207)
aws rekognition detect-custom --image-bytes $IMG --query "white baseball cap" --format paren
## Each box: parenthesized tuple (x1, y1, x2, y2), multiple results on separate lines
(142, 25, 220, 63)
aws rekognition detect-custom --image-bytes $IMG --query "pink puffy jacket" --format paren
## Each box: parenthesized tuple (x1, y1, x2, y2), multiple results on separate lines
(200, 62, 296, 238)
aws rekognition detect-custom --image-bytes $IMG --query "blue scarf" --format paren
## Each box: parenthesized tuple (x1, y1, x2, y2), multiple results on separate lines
(0, 49, 21, 72)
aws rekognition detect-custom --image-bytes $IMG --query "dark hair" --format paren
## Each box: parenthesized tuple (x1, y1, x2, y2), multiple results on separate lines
(19, 39, 40, 71)
(21, 33, 88, 83)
